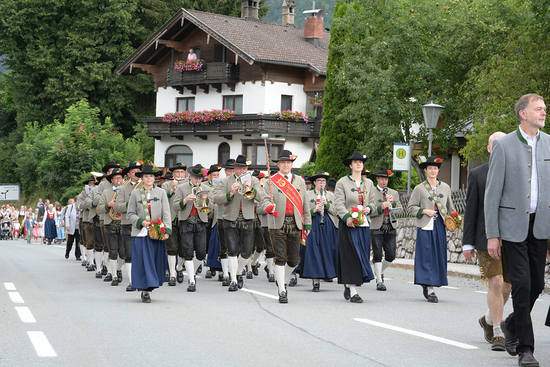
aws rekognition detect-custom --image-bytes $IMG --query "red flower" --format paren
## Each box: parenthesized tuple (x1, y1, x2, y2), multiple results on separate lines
(353, 219, 359, 224)
(387, 170, 393, 176)
(156, 218, 162, 224)
(160, 227, 166, 234)
(451, 212, 458, 218)
(258, 173, 265, 178)
(351, 207, 360, 213)
(435, 158, 442, 163)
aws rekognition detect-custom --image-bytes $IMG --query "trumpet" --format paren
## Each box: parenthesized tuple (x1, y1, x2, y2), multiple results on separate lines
(238, 182, 255, 200)
(192, 186, 211, 214)
(109, 178, 132, 220)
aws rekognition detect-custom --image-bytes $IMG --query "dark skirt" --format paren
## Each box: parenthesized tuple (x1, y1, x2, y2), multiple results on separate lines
(299, 213, 338, 279)
(44, 218, 57, 239)
(131, 236, 168, 291)
(206, 223, 222, 270)
(337, 220, 374, 285)
(414, 215, 448, 287)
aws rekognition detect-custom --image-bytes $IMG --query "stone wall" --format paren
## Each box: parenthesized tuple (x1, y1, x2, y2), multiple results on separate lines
(394, 218, 550, 283)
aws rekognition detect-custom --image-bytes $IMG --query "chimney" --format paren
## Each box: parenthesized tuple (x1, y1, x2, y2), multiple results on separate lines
(241, 0, 259, 20)
(303, 7, 326, 47)
(282, 0, 297, 26)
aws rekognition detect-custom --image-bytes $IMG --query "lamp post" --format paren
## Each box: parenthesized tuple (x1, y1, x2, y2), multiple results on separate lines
(421, 101, 444, 157)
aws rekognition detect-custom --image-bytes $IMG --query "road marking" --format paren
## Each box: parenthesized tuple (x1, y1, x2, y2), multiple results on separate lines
(4, 282, 16, 290)
(441, 286, 459, 290)
(354, 318, 478, 350)
(15, 307, 36, 323)
(53, 245, 64, 249)
(27, 331, 57, 357)
(241, 288, 279, 300)
(8, 292, 24, 303)
(475, 291, 487, 294)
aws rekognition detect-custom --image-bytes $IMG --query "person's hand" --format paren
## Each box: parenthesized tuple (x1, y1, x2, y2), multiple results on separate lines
(184, 194, 195, 204)
(422, 209, 437, 217)
(244, 179, 252, 190)
(231, 182, 239, 196)
(108, 200, 115, 208)
(362, 207, 371, 215)
(487, 238, 501, 260)
(382, 202, 392, 210)
(171, 179, 177, 193)
(346, 217, 355, 228)
(304, 230, 310, 236)
(66, 226, 70, 232)
(142, 220, 150, 228)
(314, 202, 323, 213)
(463, 249, 474, 262)
(163, 233, 169, 240)
(387, 195, 395, 204)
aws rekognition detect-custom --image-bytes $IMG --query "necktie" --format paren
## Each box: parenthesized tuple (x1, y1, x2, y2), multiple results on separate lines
(284, 175, 288, 180)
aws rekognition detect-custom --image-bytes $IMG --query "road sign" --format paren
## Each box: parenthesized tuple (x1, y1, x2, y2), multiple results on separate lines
(0, 184, 21, 201)
(393, 143, 410, 172)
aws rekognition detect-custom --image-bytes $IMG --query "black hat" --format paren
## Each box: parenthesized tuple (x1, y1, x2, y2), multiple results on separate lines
(135, 164, 161, 177)
(208, 164, 222, 173)
(169, 162, 187, 172)
(309, 170, 330, 181)
(102, 161, 120, 173)
(419, 156, 443, 169)
(361, 169, 370, 176)
(107, 168, 124, 182)
(223, 159, 235, 168)
(96, 173, 108, 184)
(161, 172, 174, 180)
(372, 168, 394, 178)
(83, 176, 95, 185)
(343, 152, 368, 166)
(189, 164, 207, 178)
(252, 170, 265, 178)
(304, 176, 311, 184)
(327, 178, 337, 190)
(122, 160, 143, 176)
(270, 170, 278, 176)
(234, 155, 251, 167)
(273, 150, 297, 163)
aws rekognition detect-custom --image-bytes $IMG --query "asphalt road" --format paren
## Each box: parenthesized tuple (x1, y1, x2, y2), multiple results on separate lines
(1, 237, 549, 367)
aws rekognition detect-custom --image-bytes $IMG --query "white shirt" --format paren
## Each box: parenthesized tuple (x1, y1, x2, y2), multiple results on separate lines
(519, 125, 539, 213)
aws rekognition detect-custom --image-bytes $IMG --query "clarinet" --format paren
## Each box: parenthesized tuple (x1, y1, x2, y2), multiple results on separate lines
(319, 187, 325, 226)
(381, 184, 390, 233)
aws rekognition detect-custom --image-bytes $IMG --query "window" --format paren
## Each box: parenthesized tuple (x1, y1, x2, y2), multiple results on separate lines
(218, 143, 230, 165)
(223, 95, 243, 114)
(281, 95, 293, 111)
(215, 45, 226, 62)
(177, 97, 195, 112)
(165, 145, 193, 168)
(242, 140, 284, 168)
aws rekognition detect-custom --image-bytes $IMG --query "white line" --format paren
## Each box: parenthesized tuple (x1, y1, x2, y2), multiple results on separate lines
(441, 286, 459, 290)
(475, 291, 488, 294)
(354, 318, 478, 350)
(8, 292, 24, 303)
(240, 288, 279, 300)
(4, 282, 16, 290)
(27, 331, 57, 357)
(53, 245, 64, 249)
(15, 307, 36, 323)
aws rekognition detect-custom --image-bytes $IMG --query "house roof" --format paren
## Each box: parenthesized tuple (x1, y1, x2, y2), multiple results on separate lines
(115, 9, 330, 76)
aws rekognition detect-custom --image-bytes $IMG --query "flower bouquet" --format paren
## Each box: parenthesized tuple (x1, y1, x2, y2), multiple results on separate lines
(349, 207, 364, 227)
(174, 59, 204, 72)
(444, 211, 462, 232)
(149, 218, 167, 240)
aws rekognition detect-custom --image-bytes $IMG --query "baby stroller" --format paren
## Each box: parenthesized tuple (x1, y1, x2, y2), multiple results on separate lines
(1, 219, 13, 240)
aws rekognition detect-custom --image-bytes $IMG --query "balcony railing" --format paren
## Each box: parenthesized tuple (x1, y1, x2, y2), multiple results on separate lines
(167, 62, 239, 92)
(144, 114, 321, 140)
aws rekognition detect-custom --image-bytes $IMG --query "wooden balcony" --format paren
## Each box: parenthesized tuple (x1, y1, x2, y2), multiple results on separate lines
(166, 62, 239, 93)
(144, 114, 321, 141)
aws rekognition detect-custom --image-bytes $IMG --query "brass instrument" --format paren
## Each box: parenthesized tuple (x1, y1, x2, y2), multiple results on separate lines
(237, 174, 255, 200)
(192, 186, 211, 214)
(109, 178, 131, 220)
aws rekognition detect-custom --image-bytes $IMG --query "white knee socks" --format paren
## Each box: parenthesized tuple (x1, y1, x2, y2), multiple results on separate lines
(237, 255, 248, 275)
(126, 263, 132, 283)
(346, 284, 358, 297)
(109, 259, 117, 278)
(221, 258, 229, 277)
(228, 256, 238, 283)
(284, 264, 296, 285)
(382, 259, 392, 272)
(266, 258, 274, 275)
(185, 260, 195, 284)
(176, 256, 184, 271)
(94, 252, 103, 272)
(374, 262, 383, 283)
(274, 265, 286, 293)
(167, 255, 176, 278)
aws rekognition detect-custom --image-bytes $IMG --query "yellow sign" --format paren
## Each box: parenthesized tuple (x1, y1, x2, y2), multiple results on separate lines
(396, 148, 406, 159)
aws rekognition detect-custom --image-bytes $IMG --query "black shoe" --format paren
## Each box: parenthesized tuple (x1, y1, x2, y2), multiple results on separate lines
(518, 351, 539, 367)
(422, 285, 428, 300)
(101, 265, 107, 275)
(289, 276, 297, 287)
(111, 277, 119, 286)
(312, 282, 320, 292)
(95, 271, 102, 279)
(350, 294, 363, 303)
(344, 286, 351, 300)
(376, 282, 386, 291)
(81, 259, 87, 266)
(237, 275, 244, 289)
(211, 270, 216, 277)
(65, 254, 69, 259)
(246, 271, 253, 279)
(187, 282, 196, 292)
(104, 273, 113, 282)
(222, 276, 231, 286)
(500, 320, 518, 356)
(264, 265, 269, 279)
(218, 273, 224, 281)
(268, 274, 275, 282)
(241, 269, 246, 276)
(126, 283, 135, 292)
(252, 262, 259, 276)
(196, 264, 202, 274)
(228, 282, 238, 291)
(427, 292, 438, 303)
(87, 263, 95, 272)
(117, 270, 122, 282)
(168, 277, 176, 286)
(141, 291, 151, 303)
(279, 291, 288, 303)
(205, 270, 212, 279)
(76, 258, 81, 261)
(176, 270, 184, 283)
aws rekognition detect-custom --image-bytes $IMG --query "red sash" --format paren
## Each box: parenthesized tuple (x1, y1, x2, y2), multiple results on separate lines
(272, 173, 306, 244)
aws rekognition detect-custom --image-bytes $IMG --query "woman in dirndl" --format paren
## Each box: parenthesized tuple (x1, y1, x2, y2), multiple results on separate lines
(55, 202, 65, 244)
(42, 204, 57, 245)
(127, 165, 172, 303)
(299, 170, 339, 291)
(407, 156, 456, 303)
(334, 152, 376, 303)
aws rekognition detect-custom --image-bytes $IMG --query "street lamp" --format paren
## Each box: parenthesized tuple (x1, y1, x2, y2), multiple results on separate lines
(421, 101, 444, 157)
